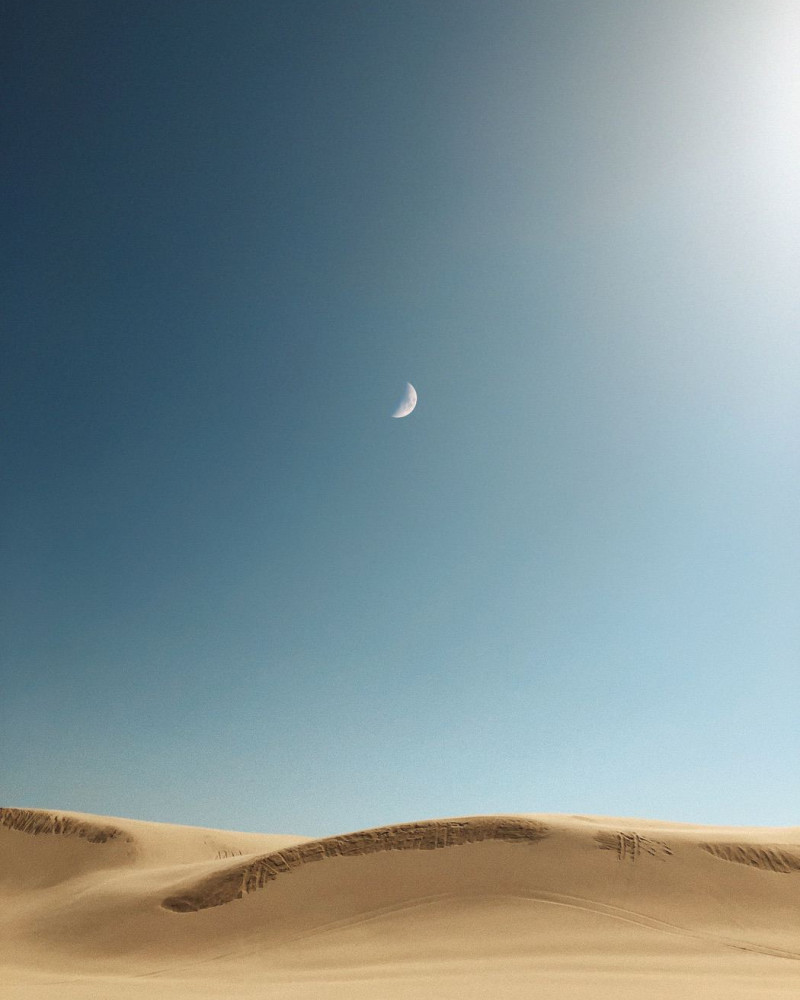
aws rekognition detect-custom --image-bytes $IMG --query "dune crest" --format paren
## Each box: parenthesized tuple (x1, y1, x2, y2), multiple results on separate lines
(4, 808, 800, 999)
(163, 816, 550, 912)
(0, 807, 131, 845)
(701, 842, 800, 874)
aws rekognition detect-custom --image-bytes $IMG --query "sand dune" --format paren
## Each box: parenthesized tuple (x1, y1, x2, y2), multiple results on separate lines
(3, 807, 800, 998)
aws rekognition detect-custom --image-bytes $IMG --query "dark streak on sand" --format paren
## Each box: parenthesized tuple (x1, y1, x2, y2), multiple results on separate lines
(163, 817, 550, 913)
(701, 843, 800, 874)
(0, 807, 132, 844)
(595, 831, 673, 862)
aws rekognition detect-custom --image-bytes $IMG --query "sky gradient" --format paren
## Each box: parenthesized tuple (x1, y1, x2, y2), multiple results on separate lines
(3, 1, 799, 836)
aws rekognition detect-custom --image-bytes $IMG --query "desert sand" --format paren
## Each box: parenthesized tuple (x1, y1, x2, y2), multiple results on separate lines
(2, 806, 799, 998)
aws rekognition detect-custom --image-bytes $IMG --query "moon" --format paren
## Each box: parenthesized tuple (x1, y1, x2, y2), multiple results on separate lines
(392, 382, 417, 418)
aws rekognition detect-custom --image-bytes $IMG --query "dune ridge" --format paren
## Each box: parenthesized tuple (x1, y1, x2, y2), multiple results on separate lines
(4, 807, 800, 999)
(163, 816, 550, 912)
(700, 841, 800, 874)
(0, 807, 131, 845)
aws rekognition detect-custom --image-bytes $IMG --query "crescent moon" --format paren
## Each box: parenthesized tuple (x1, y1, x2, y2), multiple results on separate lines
(392, 382, 417, 418)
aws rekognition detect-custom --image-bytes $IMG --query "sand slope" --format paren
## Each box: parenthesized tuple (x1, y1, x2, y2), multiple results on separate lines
(2, 807, 800, 999)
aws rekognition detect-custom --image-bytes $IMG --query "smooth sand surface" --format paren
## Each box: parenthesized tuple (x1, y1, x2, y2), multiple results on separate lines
(2, 807, 800, 998)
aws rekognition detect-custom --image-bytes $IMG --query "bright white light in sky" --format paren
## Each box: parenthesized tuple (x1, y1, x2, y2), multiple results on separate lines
(748, 7, 800, 202)
(392, 383, 417, 418)
(4, 0, 798, 833)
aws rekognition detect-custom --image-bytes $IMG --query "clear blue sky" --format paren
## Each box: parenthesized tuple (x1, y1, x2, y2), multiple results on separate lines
(2, 1, 798, 836)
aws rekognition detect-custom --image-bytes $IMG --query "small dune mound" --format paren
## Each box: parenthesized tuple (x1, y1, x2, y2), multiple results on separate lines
(0, 808, 131, 845)
(700, 842, 800, 874)
(0, 808, 137, 890)
(163, 816, 550, 912)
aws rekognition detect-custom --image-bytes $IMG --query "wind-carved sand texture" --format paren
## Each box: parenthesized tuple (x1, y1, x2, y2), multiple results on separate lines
(6, 810, 800, 999)
(163, 816, 551, 912)
(701, 842, 800, 874)
(0, 807, 131, 845)
(595, 831, 673, 862)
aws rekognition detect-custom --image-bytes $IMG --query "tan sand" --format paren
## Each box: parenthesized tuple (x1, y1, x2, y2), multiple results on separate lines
(2, 806, 799, 998)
